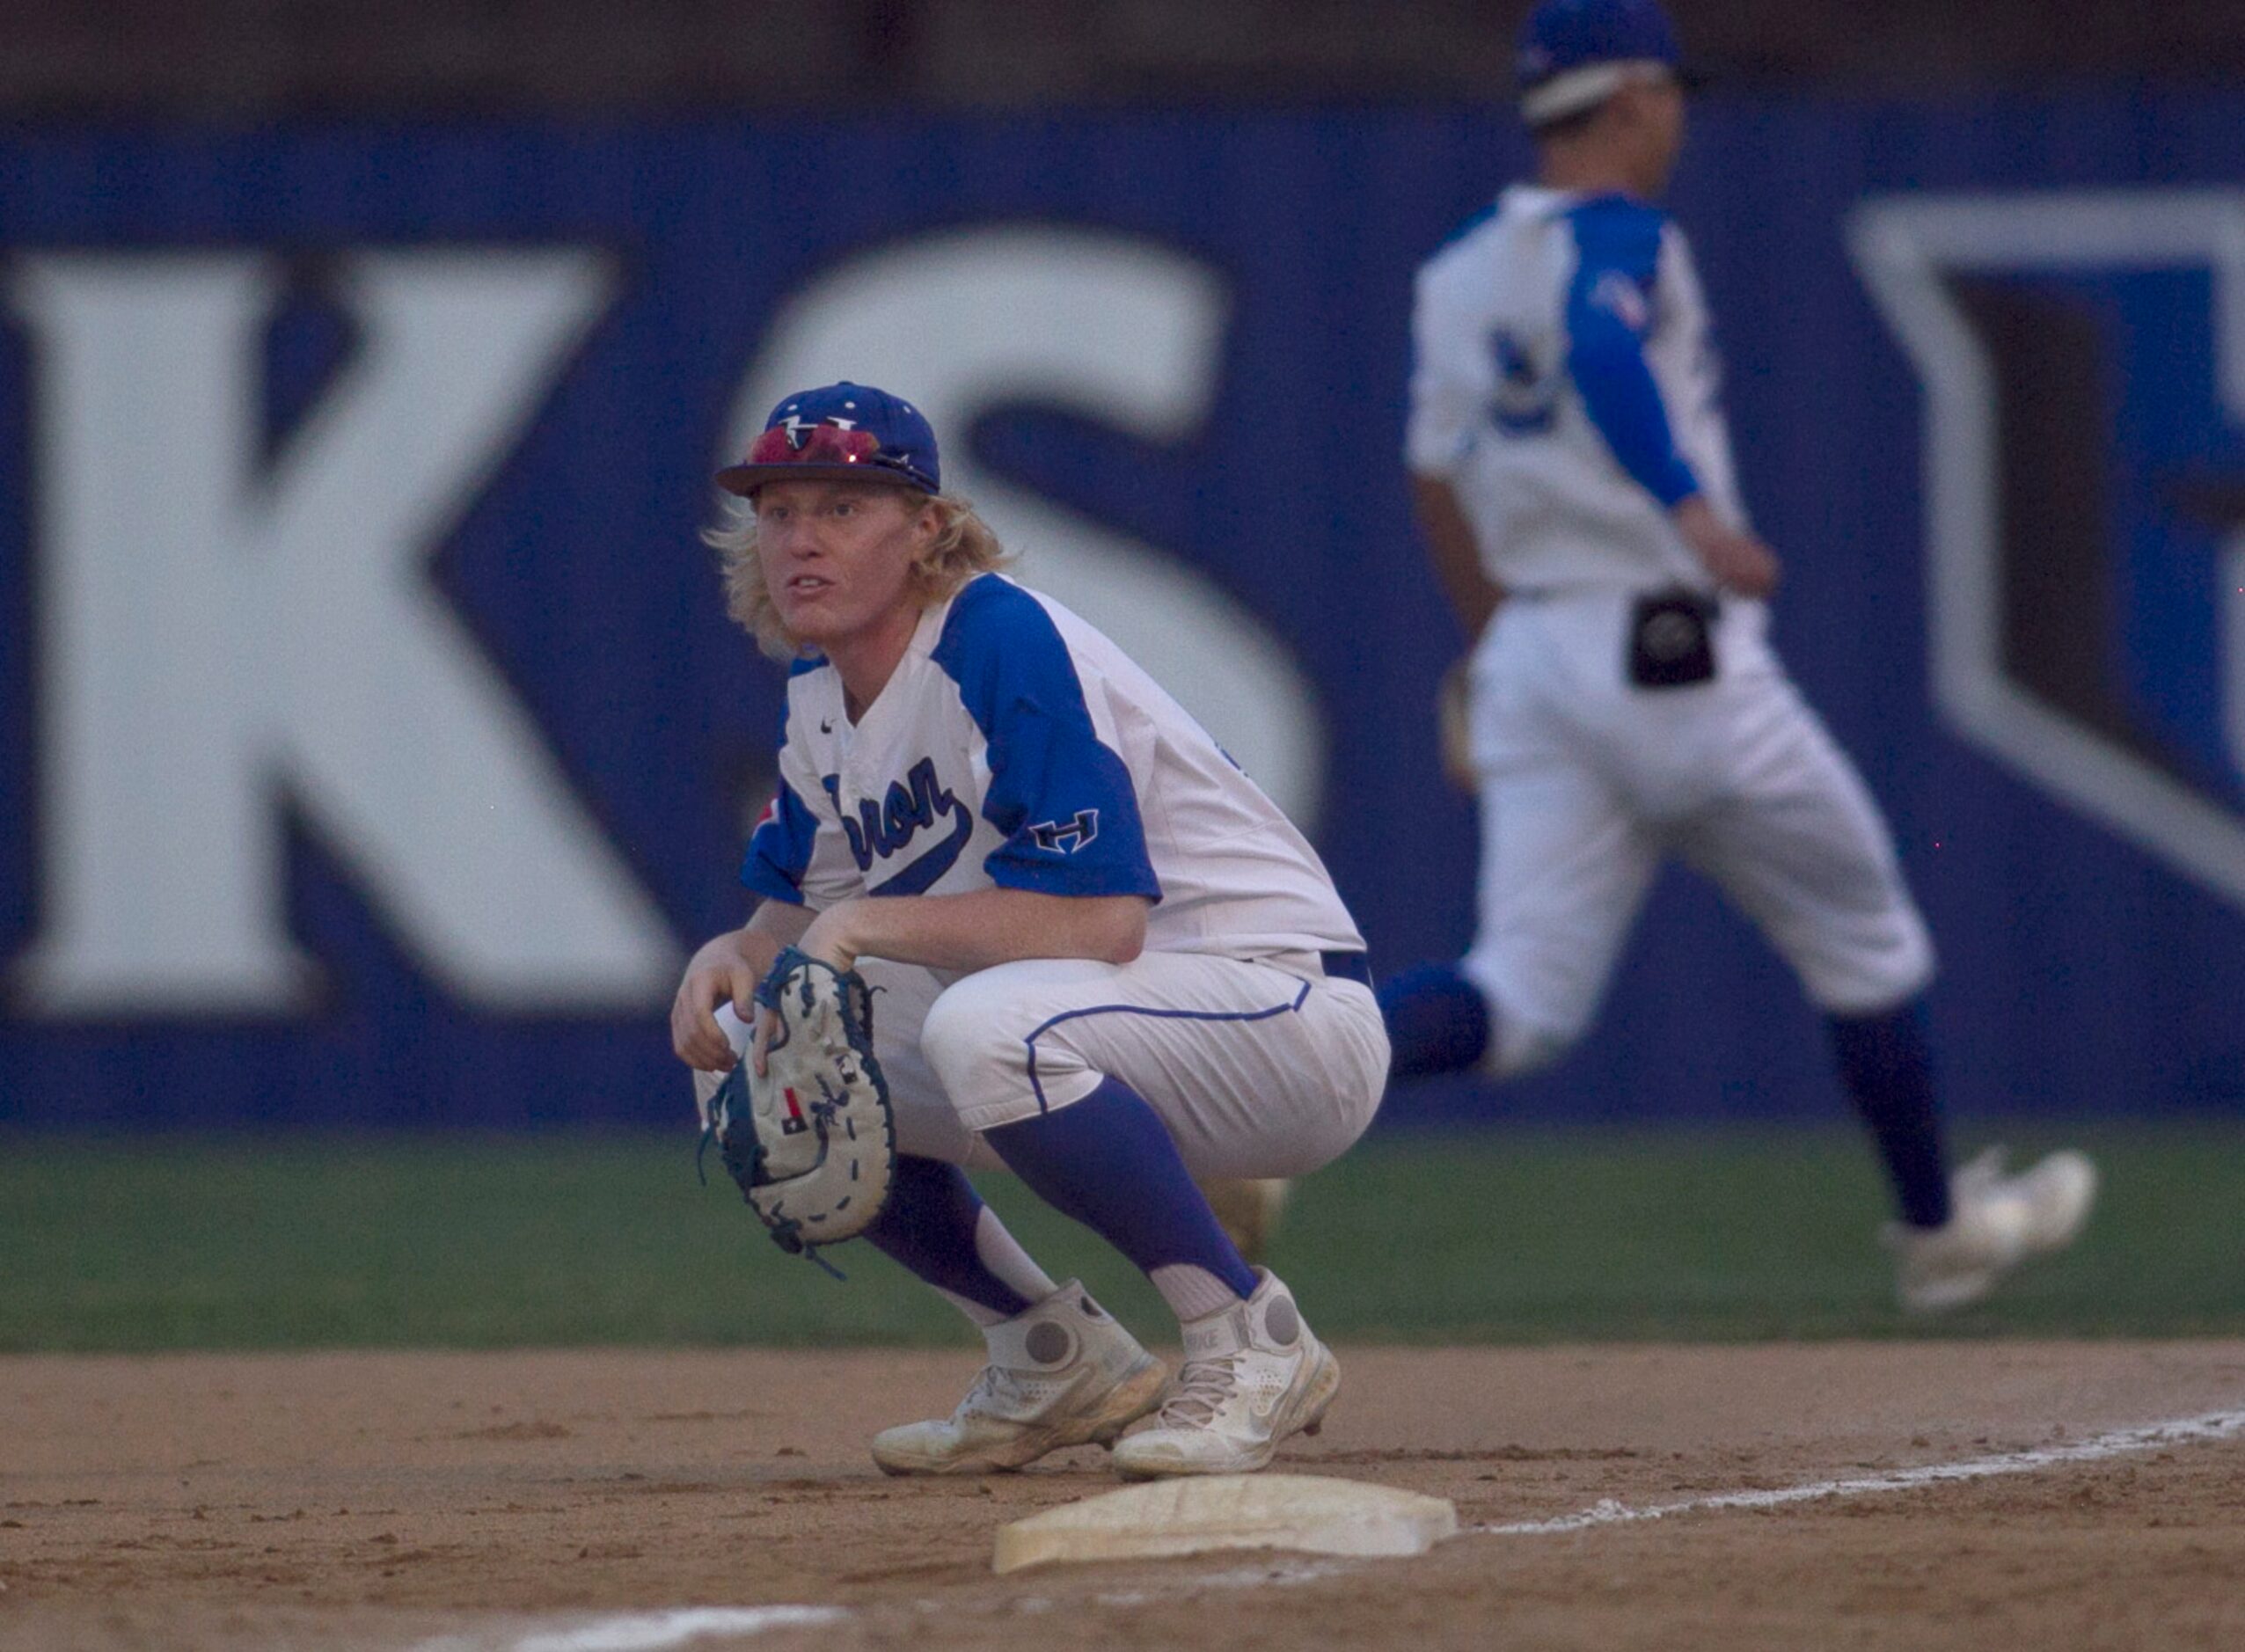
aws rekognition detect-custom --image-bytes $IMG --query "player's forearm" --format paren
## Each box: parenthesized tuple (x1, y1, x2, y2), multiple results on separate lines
(1411, 475, 1505, 639)
(808, 888, 1150, 976)
(683, 902, 806, 999)
(745, 897, 815, 954)
(1671, 495, 1781, 598)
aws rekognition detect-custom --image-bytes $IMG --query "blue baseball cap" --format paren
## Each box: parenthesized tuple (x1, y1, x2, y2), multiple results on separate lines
(1515, 0, 1696, 128)
(716, 381, 941, 497)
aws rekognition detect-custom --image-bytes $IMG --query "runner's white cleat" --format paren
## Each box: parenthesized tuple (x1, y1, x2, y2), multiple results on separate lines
(870, 1281, 1166, 1476)
(1112, 1268, 1338, 1479)
(1884, 1146, 2099, 1313)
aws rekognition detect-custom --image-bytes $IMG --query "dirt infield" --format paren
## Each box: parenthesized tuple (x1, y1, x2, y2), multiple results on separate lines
(4, 1341, 2241, 1651)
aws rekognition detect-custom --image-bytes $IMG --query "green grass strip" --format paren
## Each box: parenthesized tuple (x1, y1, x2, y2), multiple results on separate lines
(2, 1122, 2237, 1352)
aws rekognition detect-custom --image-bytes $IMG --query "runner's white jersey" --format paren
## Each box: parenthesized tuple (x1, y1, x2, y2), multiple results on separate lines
(742, 573, 1364, 964)
(1406, 184, 1749, 595)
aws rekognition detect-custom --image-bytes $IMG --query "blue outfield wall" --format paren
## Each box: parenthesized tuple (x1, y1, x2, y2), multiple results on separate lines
(2, 94, 2243, 1129)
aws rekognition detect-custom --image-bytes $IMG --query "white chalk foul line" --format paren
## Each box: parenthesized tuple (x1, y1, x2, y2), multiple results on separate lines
(1060, 1405, 2245, 1609)
(409, 1604, 850, 1652)
(1475, 1407, 2245, 1537)
(413, 1407, 2245, 1639)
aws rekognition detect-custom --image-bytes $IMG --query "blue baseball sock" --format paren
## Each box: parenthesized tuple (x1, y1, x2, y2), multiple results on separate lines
(984, 1078, 1258, 1308)
(860, 1154, 1039, 1322)
(1826, 998, 1953, 1229)
(1378, 962, 1493, 1078)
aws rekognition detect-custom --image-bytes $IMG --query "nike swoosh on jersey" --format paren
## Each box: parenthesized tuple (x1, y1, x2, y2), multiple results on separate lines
(867, 796, 975, 897)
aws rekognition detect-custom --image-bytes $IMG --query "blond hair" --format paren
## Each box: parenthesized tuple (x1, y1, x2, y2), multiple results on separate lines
(705, 488, 1013, 660)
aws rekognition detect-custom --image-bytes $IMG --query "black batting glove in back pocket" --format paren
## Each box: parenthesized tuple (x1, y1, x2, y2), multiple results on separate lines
(1627, 589, 1718, 689)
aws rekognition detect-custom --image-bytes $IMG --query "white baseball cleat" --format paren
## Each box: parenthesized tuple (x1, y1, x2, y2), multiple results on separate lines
(1111, 1268, 1339, 1480)
(869, 1280, 1167, 1476)
(1883, 1146, 2099, 1313)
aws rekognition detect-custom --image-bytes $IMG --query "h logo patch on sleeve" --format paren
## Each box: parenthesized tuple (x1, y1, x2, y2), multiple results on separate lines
(1028, 809, 1101, 853)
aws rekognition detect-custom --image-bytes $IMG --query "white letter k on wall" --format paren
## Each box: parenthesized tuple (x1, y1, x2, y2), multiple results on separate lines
(10, 251, 678, 1015)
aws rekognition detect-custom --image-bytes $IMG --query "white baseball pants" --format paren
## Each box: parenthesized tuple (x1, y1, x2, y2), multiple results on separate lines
(1461, 588, 1935, 1075)
(857, 949, 1387, 1177)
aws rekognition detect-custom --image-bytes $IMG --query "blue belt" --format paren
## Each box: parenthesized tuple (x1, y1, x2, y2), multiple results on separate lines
(1320, 950, 1373, 988)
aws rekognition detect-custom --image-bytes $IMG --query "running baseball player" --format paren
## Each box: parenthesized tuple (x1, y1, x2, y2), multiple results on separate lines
(672, 382, 1387, 1475)
(1378, 0, 2096, 1312)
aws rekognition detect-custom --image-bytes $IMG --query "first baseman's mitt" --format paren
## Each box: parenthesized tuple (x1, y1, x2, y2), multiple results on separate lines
(698, 947, 896, 1270)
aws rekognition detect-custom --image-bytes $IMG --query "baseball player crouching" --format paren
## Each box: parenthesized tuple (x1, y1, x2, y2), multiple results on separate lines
(672, 382, 1388, 1476)
(1378, 0, 2095, 1312)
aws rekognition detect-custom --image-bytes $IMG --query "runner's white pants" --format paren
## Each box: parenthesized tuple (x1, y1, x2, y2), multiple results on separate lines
(1462, 589, 1934, 1076)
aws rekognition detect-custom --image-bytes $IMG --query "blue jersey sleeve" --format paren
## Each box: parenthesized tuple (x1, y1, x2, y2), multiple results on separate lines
(931, 579, 1161, 902)
(739, 778, 823, 904)
(1565, 197, 1700, 508)
(738, 659, 832, 904)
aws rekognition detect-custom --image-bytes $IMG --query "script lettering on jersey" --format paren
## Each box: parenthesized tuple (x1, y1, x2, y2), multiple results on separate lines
(1028, 810, 1101, 853)
(823, 760, 976, 896)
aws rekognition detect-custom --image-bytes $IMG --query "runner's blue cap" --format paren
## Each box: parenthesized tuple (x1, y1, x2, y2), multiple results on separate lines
(1516, 0, 1697, 127)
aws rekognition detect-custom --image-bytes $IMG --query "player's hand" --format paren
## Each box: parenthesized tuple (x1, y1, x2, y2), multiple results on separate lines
(751, 905, 864, 1077)
(1672, 495, 1781, 599)
(669, 927, 778, 1071)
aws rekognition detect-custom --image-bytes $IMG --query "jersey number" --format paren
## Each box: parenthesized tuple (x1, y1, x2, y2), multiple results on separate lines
(1487, 328, 1557, 436)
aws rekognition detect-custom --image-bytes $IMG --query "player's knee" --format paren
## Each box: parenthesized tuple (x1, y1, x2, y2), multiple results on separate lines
(1462, 969, 1586, 1079)
(1808, 911, 1938, 1017)
(916, 973, 1032, 1107)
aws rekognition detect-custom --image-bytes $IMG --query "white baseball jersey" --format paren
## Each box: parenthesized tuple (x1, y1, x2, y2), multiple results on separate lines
(742, 572, 1364, 964)
(1406, 184, 1749, 594)
(735, 571, 1384, 1167)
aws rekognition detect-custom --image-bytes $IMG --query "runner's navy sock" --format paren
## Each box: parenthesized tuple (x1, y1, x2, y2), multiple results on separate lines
(984, 1077, 1258, 1305)
(860, 1154, 1041, 1322)
(1827, 998, 1953, 1229)
(1378, 962, 1494, 1077)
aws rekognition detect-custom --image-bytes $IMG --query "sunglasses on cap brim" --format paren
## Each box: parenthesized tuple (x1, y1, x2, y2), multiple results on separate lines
(751, 424, 882, 466)
(717, 422, 936, 496)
